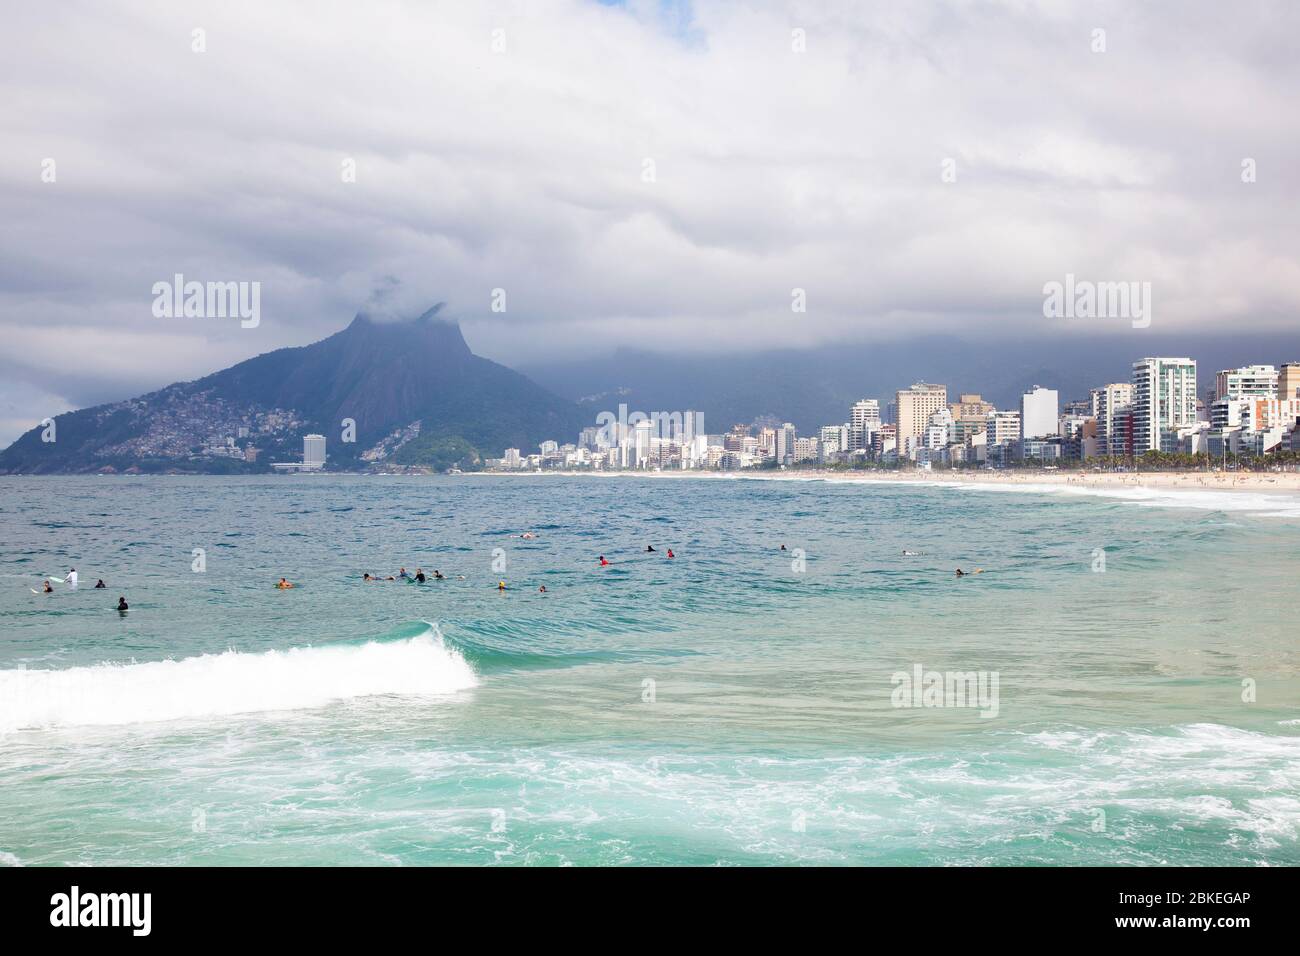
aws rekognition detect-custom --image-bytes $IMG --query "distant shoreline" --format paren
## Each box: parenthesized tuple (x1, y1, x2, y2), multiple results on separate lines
(479, 467, 1300, 496)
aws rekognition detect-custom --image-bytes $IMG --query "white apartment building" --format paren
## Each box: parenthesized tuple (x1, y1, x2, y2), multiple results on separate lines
(1020, 386, 1059, 440)
(986, 410, 1021, 448)
(1215, 365, 1278, 401)
(1090, 382, 1134, 457)
(302, 434, 326, 470)
(850, 399, 881, 451)
(1132, 357, 1197, 453)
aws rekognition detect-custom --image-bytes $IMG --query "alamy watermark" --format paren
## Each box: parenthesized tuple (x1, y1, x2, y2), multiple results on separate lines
(594, 403, 703, 444)
(890, 663, 1000, 718)
(151, 274, 260, 328)
(1042, 273, 1150, 329)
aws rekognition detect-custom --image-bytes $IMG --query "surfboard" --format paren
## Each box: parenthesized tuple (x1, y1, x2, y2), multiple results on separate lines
(30, 588, 40, 594)
(48, 576, 65, 583)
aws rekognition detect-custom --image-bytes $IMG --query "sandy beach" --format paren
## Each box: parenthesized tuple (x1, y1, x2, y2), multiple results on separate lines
(487, 467, 1300, 496)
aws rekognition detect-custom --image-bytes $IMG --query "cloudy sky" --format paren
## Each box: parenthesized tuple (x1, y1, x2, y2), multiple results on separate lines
(1, 0, 1297, 444)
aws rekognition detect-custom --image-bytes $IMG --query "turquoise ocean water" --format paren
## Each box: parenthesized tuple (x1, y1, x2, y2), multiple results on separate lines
(1, 474, 1297, 866)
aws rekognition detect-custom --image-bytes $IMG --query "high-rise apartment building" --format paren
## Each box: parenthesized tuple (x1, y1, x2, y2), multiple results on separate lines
(303, 434, 326, 470)
(895, 383, 947, 458)
(1089, 382, 1134, 457)
(1020, 386, 1059, 439)
(775, 423, 797, 465)
(1132, 357, 1197, 453)
(850, 399, 880, 451)
(1215, 365, 1277, 401)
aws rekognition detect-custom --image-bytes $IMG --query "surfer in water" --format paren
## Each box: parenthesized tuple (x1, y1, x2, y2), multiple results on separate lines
(497, 580, 507, 591)
(67, 568, 78, 587)
(433, 570, 445, 580)
(538, 585, 547, 593)
(599, 555, 610, 567)
(415, 569, 426, 583)
(398, 567, 409, 579)
(94, 579, 107, 588)
(667, 549, 675, 559)
(645, 545, 656, 553)
(276, 577, 295, 589)
(116, 596, 128, 611)
(902, 550, 919, 556)
(42, 580, 53, 594)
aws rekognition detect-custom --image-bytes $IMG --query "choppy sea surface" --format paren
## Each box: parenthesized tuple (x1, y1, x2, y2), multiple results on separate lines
(1, 474, 1297, 866)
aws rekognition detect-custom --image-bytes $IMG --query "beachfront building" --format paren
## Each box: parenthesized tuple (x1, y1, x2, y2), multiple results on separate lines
(895, 383, 948, 461)
(775, 423, 797, 465)
(984, 410, 1020, 465)
(948, 393, 993, 446)
(1132, 357, 1197, 453)
(850, 399, 880, 452)
(1020, 386, 1059, 440)
(923, 407, 953, 451)
(1215, 365, 1278, 401)
(302, 434, 326, 471)
(1090, 382, 1134, 457)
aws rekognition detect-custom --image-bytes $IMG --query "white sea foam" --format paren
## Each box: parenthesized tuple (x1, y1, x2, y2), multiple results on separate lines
(0, 627, 477, 732)
(739, 471, 1300, 517)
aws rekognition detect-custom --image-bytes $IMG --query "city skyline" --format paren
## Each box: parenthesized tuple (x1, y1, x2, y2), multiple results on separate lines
(493, 356, 1300, 472)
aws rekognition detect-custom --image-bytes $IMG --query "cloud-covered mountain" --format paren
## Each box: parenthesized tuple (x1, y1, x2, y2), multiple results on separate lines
(0, 306, 586, 474)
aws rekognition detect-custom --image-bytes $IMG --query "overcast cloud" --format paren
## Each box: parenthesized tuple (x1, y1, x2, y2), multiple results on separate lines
(1, 0, 1297, 444)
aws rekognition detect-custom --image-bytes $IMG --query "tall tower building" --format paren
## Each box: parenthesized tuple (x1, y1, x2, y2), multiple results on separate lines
(1020, 386, 1059, 440)
(849, 399, 880, 451)
(1090, 382, 1134, 457)
(775, 423, 797, 465)
(303, 434, 326, 470)
(1132, 357, 1197, 453)
(895, 383, 947, 458)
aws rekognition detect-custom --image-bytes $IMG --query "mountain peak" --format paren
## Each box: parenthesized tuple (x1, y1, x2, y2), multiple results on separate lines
(0, 300, 585, 474)
(341, 303, 470, 358)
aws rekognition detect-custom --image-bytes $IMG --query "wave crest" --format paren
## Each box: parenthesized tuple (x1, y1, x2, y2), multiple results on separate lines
(0, 625, 477, 732)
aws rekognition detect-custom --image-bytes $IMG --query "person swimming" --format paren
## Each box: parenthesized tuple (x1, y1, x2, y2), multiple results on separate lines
(780, 544, 787, 551)
(599, 555, 609, 567)
(497, 580, 507, 591)
(955, 568, 965, 577)
(42, 580, 53, 593)
(520, 532, 536, 539)
(116, 596, 128, 611)
(538, 585, 547, 593)
(415, 569, 426, 583)
(363, 573, 374, 582)
(666, 549, 675, 559)
(277, 577, 295, 589)
(94, 579, 106, 588)
(433, 570, 445, 580)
